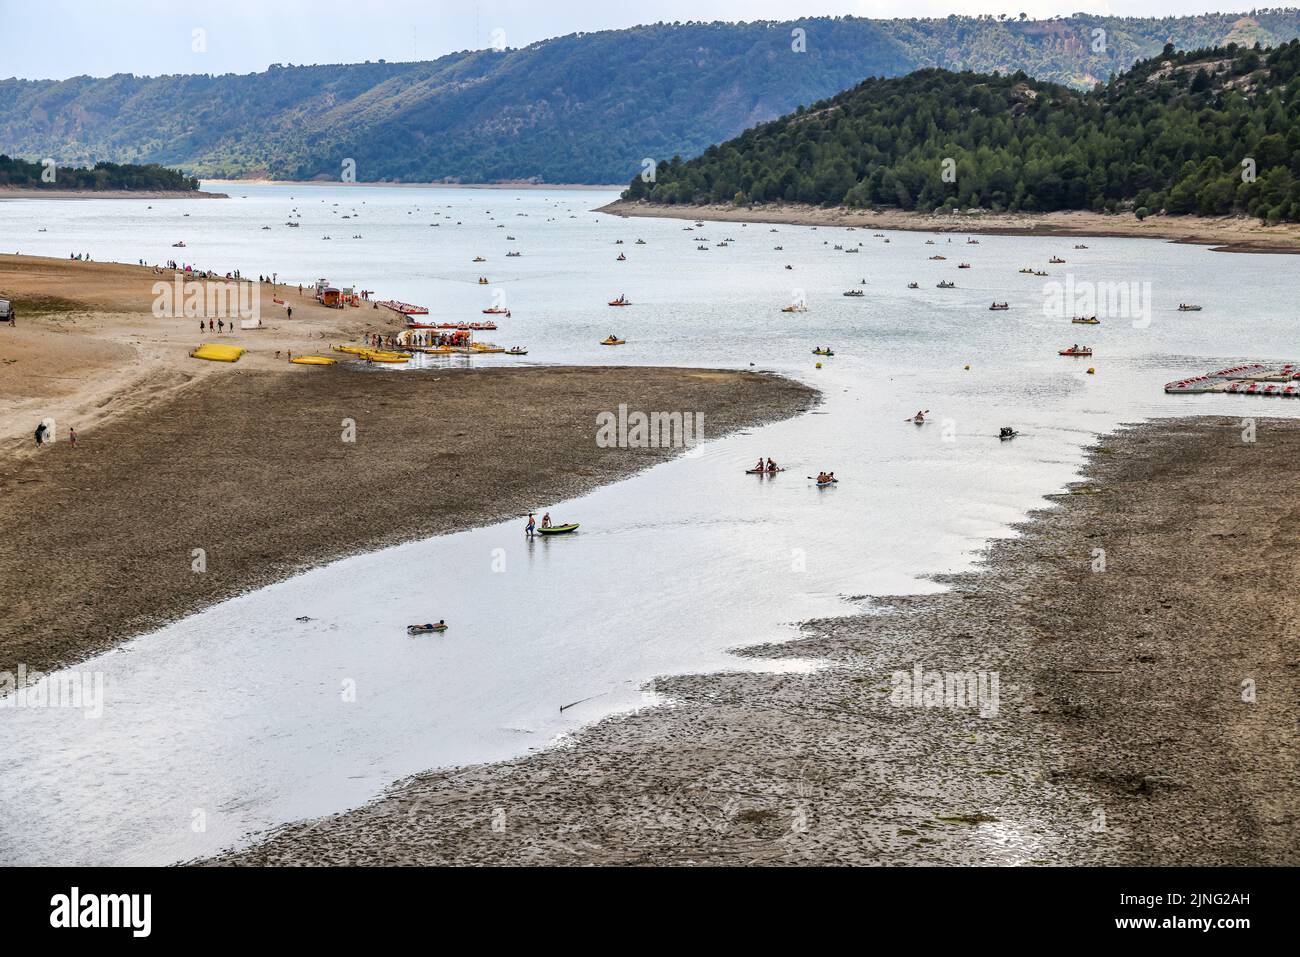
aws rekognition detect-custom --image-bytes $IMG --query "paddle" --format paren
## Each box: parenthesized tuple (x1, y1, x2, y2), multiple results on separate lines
(903, 409, 930, 421)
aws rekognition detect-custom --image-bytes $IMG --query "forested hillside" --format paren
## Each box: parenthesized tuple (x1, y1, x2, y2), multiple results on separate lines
(0, 155, 199, 191)
(3, 12, 1300, 184)
(625, 41, 1300, 224)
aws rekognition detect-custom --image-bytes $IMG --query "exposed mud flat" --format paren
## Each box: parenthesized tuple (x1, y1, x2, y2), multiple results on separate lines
(214, 417, 1298, 866)
(0, 365, 815, 676)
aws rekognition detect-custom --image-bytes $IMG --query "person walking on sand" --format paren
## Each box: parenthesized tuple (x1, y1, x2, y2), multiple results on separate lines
(69, 426, 77, 447)
(286, 306, 292, 320)
(217, 319, 224, 333)
(199, 319, 205, 333)
(34, 422, 47, 446)
(526, 514, 536, 537)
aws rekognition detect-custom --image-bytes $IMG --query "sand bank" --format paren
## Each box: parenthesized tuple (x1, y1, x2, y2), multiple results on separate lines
(599, 200, 1300, 254)
(214, 417, 1298, 866)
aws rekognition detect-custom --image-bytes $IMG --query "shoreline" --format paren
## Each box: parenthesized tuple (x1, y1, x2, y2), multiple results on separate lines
(598, 200, 1300, 254)
(2, 366, 812, 678)
(204, 179, 621, 192)
(215, 416, 1299, 866)
(0, 188, 226, 200)
(0, 253, 817, 676)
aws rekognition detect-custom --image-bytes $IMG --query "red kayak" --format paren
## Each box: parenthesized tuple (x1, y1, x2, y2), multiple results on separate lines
(1059, 347, 1093, 357)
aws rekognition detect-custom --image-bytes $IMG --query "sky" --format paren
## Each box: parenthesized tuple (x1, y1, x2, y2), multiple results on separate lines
(0, 1, 1276, 80)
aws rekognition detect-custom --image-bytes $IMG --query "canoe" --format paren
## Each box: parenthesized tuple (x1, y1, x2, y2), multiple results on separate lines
(601, 339, 626, 346)
(1071, 318, 1100, 325)
(537, 523, 580, 535)
(191, 344, 244, 363)
(506, 348, 528, 355)
(407, 624, 448, 635)
(816, 480, 838, 487)
(291, 356, 337, 366)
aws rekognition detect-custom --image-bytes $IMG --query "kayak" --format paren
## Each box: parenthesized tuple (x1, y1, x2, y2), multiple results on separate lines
(746, 468, 785, 475)
(816, 480, 838, 487)
(601, 338, 626, 346)
(1000, 431, 1019, 441)
(407, 624, 448, 635)
(506, 348, 528, 355)
(812, 349, 834, 356)
(290, 356, 337, 366)
(1059, 348, 1093, 357)
(538, 523, 580, 535)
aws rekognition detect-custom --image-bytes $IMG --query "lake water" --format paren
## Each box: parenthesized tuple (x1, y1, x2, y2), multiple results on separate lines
(2, 183, 1297, 864)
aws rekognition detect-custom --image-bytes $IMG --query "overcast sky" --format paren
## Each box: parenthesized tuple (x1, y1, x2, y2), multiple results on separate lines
(0, 1, 1274, 80)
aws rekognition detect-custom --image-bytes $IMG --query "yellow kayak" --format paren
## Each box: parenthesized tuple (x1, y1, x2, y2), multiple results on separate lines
(601, 338, 626, 346)
(335, 345, 412, 363)
(291, 355, 338, 366)
(191, 344, 244, 362)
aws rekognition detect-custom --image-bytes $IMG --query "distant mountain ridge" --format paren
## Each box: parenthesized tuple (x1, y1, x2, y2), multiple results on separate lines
(3, 11, 1300, 184)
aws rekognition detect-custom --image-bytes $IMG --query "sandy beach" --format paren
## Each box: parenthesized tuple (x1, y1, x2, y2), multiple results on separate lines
(213, 416, 1298, 866)
(599, 200, 1300, 254)
(0, 256, 816, 675)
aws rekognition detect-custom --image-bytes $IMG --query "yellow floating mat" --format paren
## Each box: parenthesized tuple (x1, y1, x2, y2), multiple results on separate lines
(291, 356, 338, 366)
(191, 344, 245, 362)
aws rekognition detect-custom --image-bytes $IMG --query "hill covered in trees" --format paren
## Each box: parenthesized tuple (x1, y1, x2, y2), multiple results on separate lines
(624, 41, 1300, 224)
(2, 12, 1300, 185)
(0, 155, 198, 191)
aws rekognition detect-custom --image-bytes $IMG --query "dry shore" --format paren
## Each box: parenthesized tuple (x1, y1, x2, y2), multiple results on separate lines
(0, 255, 816, 675)
(216, 417, 1298, 866)
(599, 200, 1300, 254)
